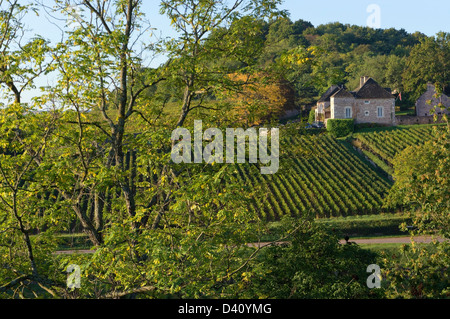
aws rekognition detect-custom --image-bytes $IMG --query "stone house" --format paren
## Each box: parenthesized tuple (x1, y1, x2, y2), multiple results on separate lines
(314, 85, 340, 122)
(415, 83, 450, 117)
(315, 76, 396, 126)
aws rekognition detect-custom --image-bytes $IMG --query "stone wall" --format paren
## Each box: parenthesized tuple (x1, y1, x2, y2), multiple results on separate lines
(395, 115, 447, 125)
(416, 84, 450, 117)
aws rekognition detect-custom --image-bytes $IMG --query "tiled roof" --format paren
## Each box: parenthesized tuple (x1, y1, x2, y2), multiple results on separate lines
(331, 88, 354, 98)
(353, 78, 394, 99)
(318, 85, 341, 102)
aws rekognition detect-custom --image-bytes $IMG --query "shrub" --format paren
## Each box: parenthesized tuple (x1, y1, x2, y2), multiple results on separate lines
(327, 119, 354, 137)
(308, 108, 315, 123)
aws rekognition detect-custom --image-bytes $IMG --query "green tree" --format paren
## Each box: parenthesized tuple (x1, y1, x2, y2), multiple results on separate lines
(382, 114, 450, 299)
(0, 0, 67, 298)
(160, 0, 282, 128)
(0, 0, 52, 104)
(403, 32, 450, 101)
(388, 125, 450, 239)
(242, 217, 381, 299)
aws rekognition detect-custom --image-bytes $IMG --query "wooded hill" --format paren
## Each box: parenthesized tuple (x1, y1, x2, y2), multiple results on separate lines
(163, 17, 450, 119)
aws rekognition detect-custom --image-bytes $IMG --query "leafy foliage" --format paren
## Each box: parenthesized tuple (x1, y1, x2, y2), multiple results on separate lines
(243, 217, 382, 299)
(326, 119, 354, 137)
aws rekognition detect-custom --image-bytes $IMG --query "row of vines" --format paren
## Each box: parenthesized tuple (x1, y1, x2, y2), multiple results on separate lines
(234, 134, 393, 220)
(354, 126, 437, 163)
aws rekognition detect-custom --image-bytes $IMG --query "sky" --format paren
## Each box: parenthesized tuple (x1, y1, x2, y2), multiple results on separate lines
(23, 0, 450, 70)
(6, 0, 450, 104)
(279, 0, 450, 36)
(139, 0, 450, 41)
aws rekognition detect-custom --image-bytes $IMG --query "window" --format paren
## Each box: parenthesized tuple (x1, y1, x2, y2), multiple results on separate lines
(377, 106, 384, 118)
(365, 111, 370, 116)
(345, 107, 352, 119)
(364, 101, 370, 104)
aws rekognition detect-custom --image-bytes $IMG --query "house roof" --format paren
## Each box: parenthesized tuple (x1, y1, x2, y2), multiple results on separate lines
(331, 88, 354, 98)
(318, 85, 341, 102)
(320, 77, 394, 104)
(353, 77, 394, 99)
(423, 83, 450, 97)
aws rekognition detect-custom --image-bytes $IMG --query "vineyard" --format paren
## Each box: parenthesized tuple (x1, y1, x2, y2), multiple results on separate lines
(354, 125, 439, 163)
(235, 134, 393, 220)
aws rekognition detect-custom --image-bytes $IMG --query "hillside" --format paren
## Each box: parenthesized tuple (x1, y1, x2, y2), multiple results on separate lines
(235, 130, 393, 220)
(353, 125, 441, 165)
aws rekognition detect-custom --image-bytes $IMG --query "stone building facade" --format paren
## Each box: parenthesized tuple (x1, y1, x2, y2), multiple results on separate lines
(415, 83, 450, 117)
(316, 77, 396, 126)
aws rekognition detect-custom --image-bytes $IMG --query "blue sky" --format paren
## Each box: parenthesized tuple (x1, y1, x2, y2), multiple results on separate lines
(26, 1, 450, 42)
(278, 0, 450, 36)
(8, 0, 450, 104)
(140, 0, 450, 39)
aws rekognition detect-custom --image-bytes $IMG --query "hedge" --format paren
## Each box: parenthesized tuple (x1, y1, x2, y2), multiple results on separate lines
(327, 119, 354, 137)
(308, 108, 315, 123)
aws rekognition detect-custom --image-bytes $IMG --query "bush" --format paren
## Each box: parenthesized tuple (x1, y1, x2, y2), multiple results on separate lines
(327, 119, 354, 137)
(308, 108, 315, 123)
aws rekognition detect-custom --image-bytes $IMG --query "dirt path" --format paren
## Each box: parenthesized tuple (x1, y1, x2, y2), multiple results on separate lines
(339, 235, 446, 245)
(54, 236, 447, 255)
(245, 236, 447, 249)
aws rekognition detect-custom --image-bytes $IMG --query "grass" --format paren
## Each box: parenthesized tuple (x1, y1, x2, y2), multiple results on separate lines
(259, 213, 411, 242)
(395, 106, 416, 116)
(359, 242, 407, 254)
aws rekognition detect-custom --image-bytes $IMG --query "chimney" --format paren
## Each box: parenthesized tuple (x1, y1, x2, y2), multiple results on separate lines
(360, 76, 369, 88)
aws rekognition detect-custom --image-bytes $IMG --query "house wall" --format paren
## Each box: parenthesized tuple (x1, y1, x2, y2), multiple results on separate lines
(331, 97, 395, 125)
(331, 97, 355, 119)
(396, 115, 447, 125)
(415, 89, 450, 117)
(354, 98, 396, 125)
(315, 101, 331, 122)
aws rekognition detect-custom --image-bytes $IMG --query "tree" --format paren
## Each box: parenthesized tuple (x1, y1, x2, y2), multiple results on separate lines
(227, 72, 295, 126)
(388, 124, 450, 239)
(159, 0, 282, 128)
(258, 17, 298, 67)
(2, 0, 305, 299)
(382, 112, 450, 299)
(241, 217, 382, 299)
(43, 0, 169, 247)
(402, 32, 450, 101)
(0, 1, 67, 298)
(0, 0, 52, 104)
